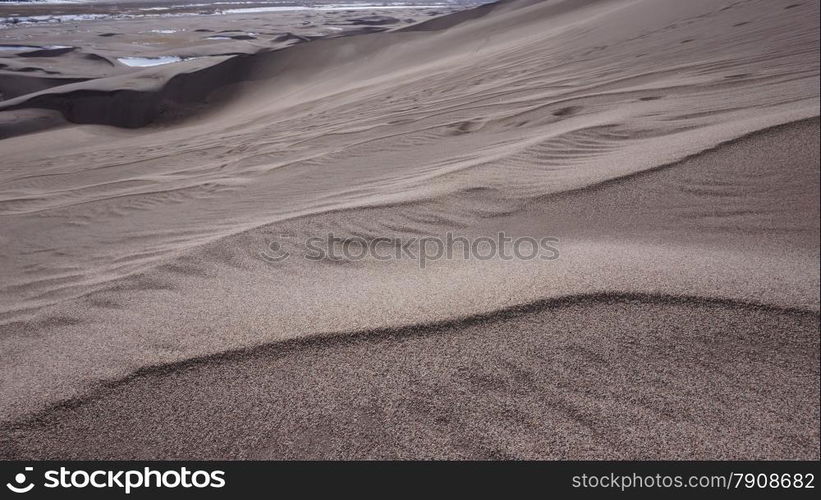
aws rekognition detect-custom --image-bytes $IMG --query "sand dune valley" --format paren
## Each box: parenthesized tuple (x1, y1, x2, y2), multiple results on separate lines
(0, 0, 818, 460)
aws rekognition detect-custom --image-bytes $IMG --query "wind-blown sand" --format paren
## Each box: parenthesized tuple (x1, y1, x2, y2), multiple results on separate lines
(0, 0, 819, 459)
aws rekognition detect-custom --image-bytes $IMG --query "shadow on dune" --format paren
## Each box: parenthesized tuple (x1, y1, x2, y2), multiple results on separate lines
(1, 293, 818, 460)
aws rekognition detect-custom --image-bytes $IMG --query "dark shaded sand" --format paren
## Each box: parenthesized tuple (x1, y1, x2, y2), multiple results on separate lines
(1, 295, 817, 460)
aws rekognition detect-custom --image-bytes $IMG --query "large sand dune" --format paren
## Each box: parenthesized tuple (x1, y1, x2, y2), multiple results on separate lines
(0, 0, 818, 459)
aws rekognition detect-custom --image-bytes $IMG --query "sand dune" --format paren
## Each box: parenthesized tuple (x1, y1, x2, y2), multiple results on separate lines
(0, 0, 818, 459)
(3, 295, 817, 460)
(0, 3, 466, 133)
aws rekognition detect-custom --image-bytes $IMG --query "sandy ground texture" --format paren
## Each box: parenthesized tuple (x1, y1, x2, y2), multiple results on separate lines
(0, 0, 819, 459)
